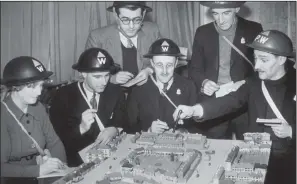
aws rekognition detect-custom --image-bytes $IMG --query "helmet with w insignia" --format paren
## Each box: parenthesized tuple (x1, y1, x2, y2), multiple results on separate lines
(2, 56, 53, 86)
(72, 48, 119, 74)
(246, 30, 294, 57)
(143, 38, 184, 58)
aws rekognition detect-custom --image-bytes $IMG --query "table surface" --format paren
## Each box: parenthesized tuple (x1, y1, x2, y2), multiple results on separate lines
(73, 134, 243, 184)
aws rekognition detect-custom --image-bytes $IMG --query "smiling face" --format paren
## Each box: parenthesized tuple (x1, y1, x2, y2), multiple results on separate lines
(82, 71, 110, 93)
(151, 55, 178, 84)
(211, 8, 239, 30)
(254, 50, 286, 80)
(115, 7, 144, 37)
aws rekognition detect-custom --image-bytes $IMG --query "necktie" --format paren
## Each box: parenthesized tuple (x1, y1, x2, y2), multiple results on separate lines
(126, 38, 134, 48)
(90, 92, 97, 110)
(163, 83, 168, 93)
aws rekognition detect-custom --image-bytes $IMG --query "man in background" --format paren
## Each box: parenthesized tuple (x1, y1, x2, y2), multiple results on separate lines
(189, 1, 263, 139)
(85, 1, 161, 87)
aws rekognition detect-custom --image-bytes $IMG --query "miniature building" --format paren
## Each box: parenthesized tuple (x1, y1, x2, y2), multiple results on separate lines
(85, 133, 127, 162)
(213, 166, 226, 184)
(117, 147, 202, 184)
(215, 133, 271, 184)
(133, 132, 207, 150)
(225, 146, 239, 171)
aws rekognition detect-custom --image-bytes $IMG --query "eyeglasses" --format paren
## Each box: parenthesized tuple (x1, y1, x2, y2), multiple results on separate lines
(118, 16, 143, 25)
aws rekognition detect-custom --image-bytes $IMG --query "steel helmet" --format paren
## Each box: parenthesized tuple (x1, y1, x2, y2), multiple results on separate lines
(143, 38, 184, 58)
(2, 56, 53, 87)
(246, 30, 294, 57)
(200, 1, 245, 8)
(72, 48, 118, 74)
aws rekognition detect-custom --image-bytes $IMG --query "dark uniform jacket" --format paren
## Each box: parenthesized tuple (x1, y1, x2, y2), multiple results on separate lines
(1, 96, 66, 177)
(201, 64, 296, 155)
(189, 16, 263, 101)
(49, 82, 126, 167)
(127, 74, 199, 133)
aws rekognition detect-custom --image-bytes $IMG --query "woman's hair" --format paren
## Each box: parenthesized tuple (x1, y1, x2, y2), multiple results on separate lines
(7, 79, 48, 92)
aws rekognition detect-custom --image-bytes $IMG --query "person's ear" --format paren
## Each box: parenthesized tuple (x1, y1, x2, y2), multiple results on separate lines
(81, 72, 87, 79)
(143, 9, 147, 18)
(278, 56, 287, 66)
(150, 58, 155, 67)
(174, 58, 179, 68)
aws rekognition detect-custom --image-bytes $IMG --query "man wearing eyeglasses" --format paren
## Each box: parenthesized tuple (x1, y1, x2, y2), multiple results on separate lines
(85, 2, 161, 87)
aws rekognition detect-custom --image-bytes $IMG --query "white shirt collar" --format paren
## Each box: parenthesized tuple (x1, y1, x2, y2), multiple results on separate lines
(119, 31, 138, 48)
(156, 77, 174, 92)
(82, 82, 100, 109)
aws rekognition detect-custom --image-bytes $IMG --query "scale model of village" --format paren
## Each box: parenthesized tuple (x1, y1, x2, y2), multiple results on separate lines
(53, 132, 271, 184)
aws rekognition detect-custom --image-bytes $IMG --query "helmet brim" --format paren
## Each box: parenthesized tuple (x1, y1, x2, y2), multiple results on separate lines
(72, 64, 120, 75)
(106, 5, 152, 12)
(143, 53, 185, 59)
(246, 43, 295, 58)
(1, 71, 53, 87)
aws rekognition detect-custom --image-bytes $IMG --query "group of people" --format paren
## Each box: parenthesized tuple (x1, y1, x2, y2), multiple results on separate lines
(1, 1, 295, 184)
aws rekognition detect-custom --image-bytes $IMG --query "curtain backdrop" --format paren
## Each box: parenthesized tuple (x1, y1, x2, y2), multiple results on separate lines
(1, 1, 296, 83)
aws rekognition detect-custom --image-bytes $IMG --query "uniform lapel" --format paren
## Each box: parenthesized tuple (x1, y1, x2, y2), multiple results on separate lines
(108, 25, 123, 68)
(231, 16, 244, 67)
(97, 89, 107, 126)
(281, 80, 295, 122)
(77, 82, 89, 110)
(211, 23, 220, 72)
(148, 76, 162, 119)
(137, 28, 145, 71)
(77, 82, 100, 132)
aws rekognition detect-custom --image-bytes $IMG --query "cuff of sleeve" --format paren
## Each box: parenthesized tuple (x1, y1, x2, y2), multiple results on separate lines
(79, 124, 89, 135)
(201, 79, 209, 92)
(288, 126, 293, 139)
(193, 104, 204, 122)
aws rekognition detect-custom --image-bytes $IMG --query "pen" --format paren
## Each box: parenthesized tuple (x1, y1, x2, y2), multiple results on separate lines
(173, 110, 183, 133)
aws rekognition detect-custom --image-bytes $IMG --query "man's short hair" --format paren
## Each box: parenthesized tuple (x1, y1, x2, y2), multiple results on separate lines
(115, 5, 145, 16)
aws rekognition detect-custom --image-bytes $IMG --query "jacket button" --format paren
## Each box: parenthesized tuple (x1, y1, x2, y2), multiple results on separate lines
(28, 132, 31, 135)
(26, 120, 30, 124)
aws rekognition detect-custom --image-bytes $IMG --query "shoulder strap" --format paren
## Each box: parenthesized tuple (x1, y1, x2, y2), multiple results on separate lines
(222, 35, 254, 69)
(261, 81, 286, 121)
(213, 22, 254, 69)
(2, 102, 45, 156)
(149, 75, 177, 109)
(77, 82, 105, 131)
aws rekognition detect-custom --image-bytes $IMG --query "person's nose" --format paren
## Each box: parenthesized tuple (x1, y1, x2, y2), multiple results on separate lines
(219, 15, 224, 24)
(254, 60, 261, 71)
(128, 20, 135, 29)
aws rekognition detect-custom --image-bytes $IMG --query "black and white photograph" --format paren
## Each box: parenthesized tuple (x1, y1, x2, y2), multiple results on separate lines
(1, 1, 296, 184)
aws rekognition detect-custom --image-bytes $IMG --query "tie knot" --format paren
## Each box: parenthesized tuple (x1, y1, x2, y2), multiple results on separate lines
(127, 39, 134, 48)
(163, 83, 168, 93)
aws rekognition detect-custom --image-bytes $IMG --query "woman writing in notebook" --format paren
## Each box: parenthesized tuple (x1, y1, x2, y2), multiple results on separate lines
(1, 56, 67, 177)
